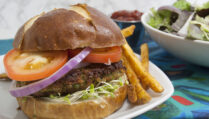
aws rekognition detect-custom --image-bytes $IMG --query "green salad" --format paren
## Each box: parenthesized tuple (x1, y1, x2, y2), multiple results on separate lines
(148, 0, 209, 41)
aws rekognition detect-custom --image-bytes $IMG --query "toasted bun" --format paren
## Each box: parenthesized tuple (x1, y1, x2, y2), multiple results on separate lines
(13, 4, 124, 51)
(17, 77, 127, 119)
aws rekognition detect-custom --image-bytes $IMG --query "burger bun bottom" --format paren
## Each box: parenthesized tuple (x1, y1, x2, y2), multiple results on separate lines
(17, 74, 128, 119)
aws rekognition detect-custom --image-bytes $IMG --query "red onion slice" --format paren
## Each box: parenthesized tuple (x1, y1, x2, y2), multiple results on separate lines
(177, 12, 195, 37)
(9, 47, 92, 97)
(74, 62, 90, 69)
(158, 5, 181, 15)
(158, 6, 192, 31)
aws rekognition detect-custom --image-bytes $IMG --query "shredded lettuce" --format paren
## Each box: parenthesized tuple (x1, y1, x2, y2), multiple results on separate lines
(148, 8, 172, 32)
(47, 75, 127, 104)
(63, 94, 71, 104)
(119, 77, 123, 86)
(173, 0, 191, 11)
(50, 94, 71, 104)
(50, 94, 56, 99)
(90, 84, 95, 94)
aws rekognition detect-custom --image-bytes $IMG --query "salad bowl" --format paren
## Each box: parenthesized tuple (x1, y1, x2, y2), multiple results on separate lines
(141, 0, 209, 67)
(142, 12, 209, 67)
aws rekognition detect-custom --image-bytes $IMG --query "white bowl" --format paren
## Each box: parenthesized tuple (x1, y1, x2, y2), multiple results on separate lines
(141, 12, 209, 67)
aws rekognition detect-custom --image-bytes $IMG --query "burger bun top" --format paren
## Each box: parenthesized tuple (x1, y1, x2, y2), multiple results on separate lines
(13, 4, 124, 51)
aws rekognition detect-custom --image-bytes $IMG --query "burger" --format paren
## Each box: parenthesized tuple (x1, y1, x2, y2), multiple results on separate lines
(3, 4, 128, 119)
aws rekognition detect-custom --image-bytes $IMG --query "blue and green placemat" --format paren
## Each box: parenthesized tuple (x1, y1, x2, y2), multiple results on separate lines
(0, 39, 13, 55)
(136, 41, 209, 119)
(0, 38, 208, 119)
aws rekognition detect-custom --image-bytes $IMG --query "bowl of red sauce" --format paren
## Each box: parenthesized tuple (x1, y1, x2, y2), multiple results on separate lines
(111, 10, 145, 53)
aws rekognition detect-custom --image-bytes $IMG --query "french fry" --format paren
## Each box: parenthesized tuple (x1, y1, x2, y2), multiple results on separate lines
(122, 43, 164, 93)
(141, 43, 149, 72)
(140, 43, 149, 90)
(127, 84, 137, 103)
(121, 26, 148, 90)
(121, 25, 135, 38)
(122, 55, 151, 104)
(121, 26, 164, 93)
(0, 73, 8, 78)
(0, 73, 10, 81)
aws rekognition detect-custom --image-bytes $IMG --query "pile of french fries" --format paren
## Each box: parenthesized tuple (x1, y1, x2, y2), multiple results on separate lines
(121, 25, 164, 104)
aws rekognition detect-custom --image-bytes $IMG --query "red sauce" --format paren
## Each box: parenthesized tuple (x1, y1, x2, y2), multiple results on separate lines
(111, 10, 143, 21)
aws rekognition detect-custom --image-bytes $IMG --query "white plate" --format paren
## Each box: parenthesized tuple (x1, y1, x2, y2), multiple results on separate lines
(0, 54, 174, 119)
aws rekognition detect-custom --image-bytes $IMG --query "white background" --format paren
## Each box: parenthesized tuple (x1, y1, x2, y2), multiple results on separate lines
(0, 0, 207, 39)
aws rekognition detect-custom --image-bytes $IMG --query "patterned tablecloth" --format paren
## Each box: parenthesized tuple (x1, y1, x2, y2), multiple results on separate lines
(0, 38, 208, 119)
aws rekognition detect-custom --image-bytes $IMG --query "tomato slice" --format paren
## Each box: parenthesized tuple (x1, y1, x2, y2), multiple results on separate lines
(68, 46, 122, 63)
(4, 49, 68, 81)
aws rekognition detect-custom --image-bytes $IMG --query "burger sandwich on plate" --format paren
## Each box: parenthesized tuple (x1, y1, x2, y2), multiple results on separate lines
(3, 4, 129, 119)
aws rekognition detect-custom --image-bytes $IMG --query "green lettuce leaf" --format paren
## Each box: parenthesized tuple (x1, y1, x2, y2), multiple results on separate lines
(148, 8, 172, 32)
(173, 0, 191, 11)
(187, 15, 209, 41)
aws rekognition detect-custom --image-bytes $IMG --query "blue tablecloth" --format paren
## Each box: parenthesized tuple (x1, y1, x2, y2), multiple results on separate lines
(0, 38, 208, 119)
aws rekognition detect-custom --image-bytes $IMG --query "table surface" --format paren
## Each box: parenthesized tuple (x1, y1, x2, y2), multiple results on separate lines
(0, 37, 208, 119)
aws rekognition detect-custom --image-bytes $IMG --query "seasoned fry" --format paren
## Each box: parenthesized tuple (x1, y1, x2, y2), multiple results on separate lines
(121, 25, 135, 38)
(0, 73, 8, 78)
(134, 83, 150, 104)
(127, 84, 137, 103)
(141, 43, 149, 72)
(121, 36, 164, 93)
(122, 44, 164, 93)
(140, 43, 149, 90)
(0, 73, 10, 81)
(121, 26, 150, 90)
(122, 55, 151, 104)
